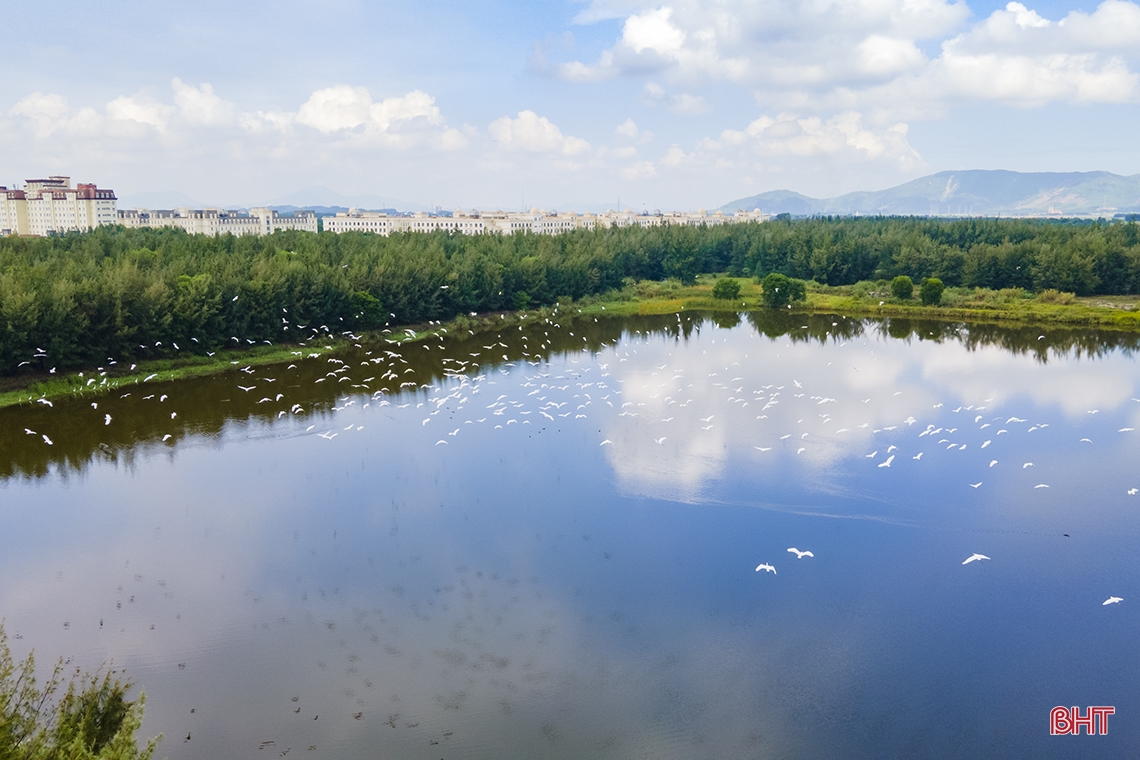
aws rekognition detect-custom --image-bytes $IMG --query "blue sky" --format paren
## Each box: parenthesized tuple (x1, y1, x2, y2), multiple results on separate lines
(3, 0, 1139, 210)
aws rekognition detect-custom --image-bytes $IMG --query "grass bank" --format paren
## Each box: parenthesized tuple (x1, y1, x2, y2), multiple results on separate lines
(576, 276, 1140, 330)
(5, 276, 1139, 410)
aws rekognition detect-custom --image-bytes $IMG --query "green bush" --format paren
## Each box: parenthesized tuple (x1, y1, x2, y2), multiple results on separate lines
(711, 278, 742, 300)
(760, 273, 807, 307)
(920, 277, 945, 305)
(891, 275, 914, 301)
(0, 625, 160, 759)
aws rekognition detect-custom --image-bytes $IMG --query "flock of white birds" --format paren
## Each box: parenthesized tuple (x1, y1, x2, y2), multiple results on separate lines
(16, 313, 1137, 613)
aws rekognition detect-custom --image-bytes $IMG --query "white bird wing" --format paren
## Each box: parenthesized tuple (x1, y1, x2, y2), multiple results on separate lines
(1104, 596, 1123, 605)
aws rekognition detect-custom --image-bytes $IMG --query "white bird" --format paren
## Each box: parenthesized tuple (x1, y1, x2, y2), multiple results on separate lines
(1128, 488, 1138, 496)
(654, 437, 666, 445)
(1034, 484, 1049, 488)
(878, 455, 894, 468)
(754, 446, 771, 452)
(787, 548, 813, 559)
(797, 447, 806, 454)
(42, 435, 53, 445)
(104, 414, 112, 426)
(36, 398, 52, 407)
(238, 385, 255, 392)
(962, 553, 989, 565)
(600, 440, 613, 446)
(865, 451, 877, 458)
(912, 452, 923, 460)
(1023, 462, 1033, 468)
(1080, 438, 1092, 443)
(1103, 596, 1123, 605)
(162, 434, 172, 442)
(989, 460, 998, 467)
(435, 440, 447, 445)
(1120, 428, 1135, 433)
(887, 445, 897, 453)
(755, 563, 776, 574)
(981, 440, 991, 448)
(969, 482, 982, 488)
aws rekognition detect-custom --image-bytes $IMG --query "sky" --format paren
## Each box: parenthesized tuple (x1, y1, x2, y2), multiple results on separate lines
(3, 0, 1140, 210)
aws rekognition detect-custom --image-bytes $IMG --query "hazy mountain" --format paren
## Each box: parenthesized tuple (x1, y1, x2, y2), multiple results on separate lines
(721, 170, 1140, 217)
(266, 186, 432, 213)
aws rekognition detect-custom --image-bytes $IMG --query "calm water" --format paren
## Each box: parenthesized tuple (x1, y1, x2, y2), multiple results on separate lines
(3, 312, 1140, 758)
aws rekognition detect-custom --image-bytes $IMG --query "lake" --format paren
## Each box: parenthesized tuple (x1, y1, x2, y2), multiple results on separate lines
(3, 310, 1140, 758)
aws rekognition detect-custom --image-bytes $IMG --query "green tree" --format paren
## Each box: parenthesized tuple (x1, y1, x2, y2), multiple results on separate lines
(760, 272, 806, 307)
(891, 275, 914, 301)
(0, 624, 160, 759)
(711, 278, 741, 300)
(920, 277, 945, 305)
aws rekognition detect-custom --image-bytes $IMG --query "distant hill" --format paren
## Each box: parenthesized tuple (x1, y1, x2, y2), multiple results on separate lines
(266, 186, 432, 213)
(720, 170, 1140, 217)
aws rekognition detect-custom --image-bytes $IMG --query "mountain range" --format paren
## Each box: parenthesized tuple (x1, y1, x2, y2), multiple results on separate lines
(719, 170, 1140, 217)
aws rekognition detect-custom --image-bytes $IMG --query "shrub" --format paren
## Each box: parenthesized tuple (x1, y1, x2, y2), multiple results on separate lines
(760, 273, 807, 308)
(711, 278, 742, 300)
(891, 275, 914, 301)
(920, 277, 945, 306)
(0, 624, 160, 759)
(1036, 288, 1076, 304)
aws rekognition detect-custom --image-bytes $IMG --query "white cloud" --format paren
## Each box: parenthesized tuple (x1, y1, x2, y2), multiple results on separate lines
(615, 117, 640, 138)
(10, 92, 71, 138)
(856, 35, 927, 77)
(707, 111, 919, 168)
(620, 160, 657, 180)
(296, 85, 372, 132)
(105, 93, 173, 132)
(556, 0, 1140, 111)
(172, 78, 236, 127)
(623, 7, 686, 55)
(487, 110, 591, 155)
(668, 93, 710, 114)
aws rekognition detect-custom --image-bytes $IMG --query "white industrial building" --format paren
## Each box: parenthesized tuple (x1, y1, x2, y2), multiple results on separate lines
(1, 176, 118, 236)
(117, 207, 318, 236)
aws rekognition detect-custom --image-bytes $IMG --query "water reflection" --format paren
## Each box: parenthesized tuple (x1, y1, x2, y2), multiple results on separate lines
(2, 312, 1140, 758)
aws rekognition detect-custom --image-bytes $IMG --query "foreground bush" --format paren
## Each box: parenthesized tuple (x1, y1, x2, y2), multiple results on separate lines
(0, 625, 159, 759)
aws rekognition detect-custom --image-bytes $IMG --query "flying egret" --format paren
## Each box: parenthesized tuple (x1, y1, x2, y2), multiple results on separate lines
(787, 548, 813, 559)
(962, 553, 990, 565)
(969, 482, 982, 488)
(1104, 596, 1123, 605)
(878, 455, 894, 468)
(104, 414, 112, 426)
(755, 563, 776, 574)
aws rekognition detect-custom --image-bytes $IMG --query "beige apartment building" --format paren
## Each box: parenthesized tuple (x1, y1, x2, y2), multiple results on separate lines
(117, 207, 318, 236)
(324, 207, 768, 237)
(0, 176, 118, 236)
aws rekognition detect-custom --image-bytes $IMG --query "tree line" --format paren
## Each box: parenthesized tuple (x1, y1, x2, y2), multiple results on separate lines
(2, 217, 1139, 376)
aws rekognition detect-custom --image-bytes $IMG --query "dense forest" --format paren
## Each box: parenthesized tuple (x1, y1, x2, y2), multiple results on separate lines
(2, 217, 1140, 375)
